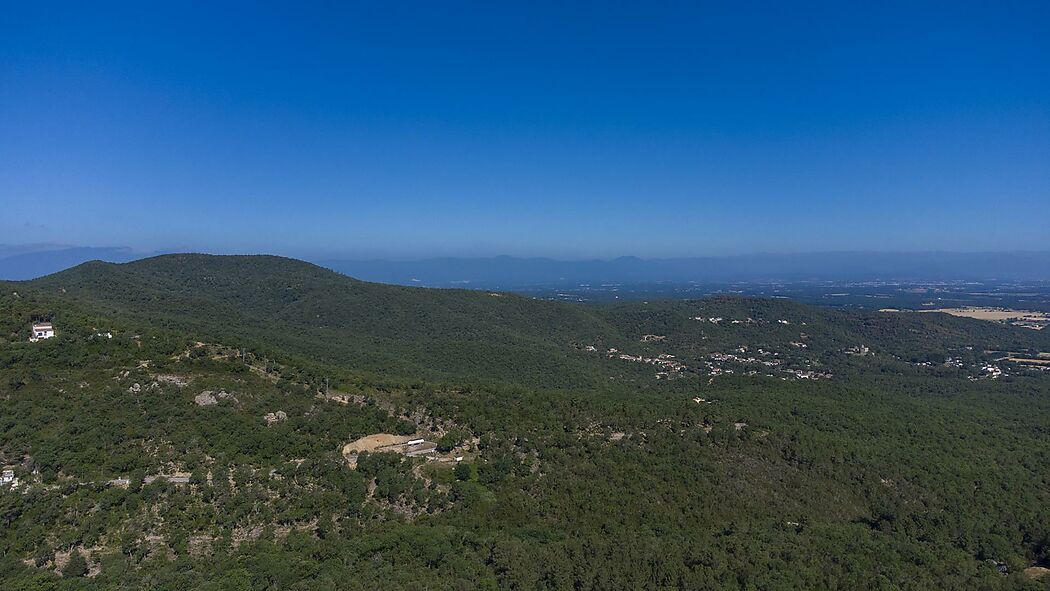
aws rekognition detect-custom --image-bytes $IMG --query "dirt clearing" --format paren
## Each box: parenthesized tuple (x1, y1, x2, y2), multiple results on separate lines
(342, 434, 416, 455)
(341, 433, 441, 469)
(920, 307, 1049, 322)
(1026, 566, 1050, 579)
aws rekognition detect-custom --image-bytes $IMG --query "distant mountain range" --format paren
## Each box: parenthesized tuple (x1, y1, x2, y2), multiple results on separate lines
(319, 252, 1050, 287)
(2, 245, 1049, 284)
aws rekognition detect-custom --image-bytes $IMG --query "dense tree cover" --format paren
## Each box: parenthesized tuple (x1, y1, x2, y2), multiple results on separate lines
(1, 256, 1049, 589)
(21, 255, 1047, 390)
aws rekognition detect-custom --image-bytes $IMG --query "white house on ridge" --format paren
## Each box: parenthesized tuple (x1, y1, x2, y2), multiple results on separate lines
(30, 322, 55, 342)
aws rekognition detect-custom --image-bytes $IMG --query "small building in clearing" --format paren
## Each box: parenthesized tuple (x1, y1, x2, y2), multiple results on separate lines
(30, 322, 55, 342)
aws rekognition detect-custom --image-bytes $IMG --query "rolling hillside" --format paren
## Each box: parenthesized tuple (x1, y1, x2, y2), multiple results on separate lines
(20, 255, 625, 388)
(14, 254, 1050, 389)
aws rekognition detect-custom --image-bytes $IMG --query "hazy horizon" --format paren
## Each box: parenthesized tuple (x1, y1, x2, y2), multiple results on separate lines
(3, 243, 1050, 283)
(7, 242, 1050, 260)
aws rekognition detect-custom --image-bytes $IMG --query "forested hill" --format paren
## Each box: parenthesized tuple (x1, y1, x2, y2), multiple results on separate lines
(3, 254, 1050, 589)
(13, 254, 1050, 390)
(27, 254, 609, 341)
(20, 254, 623, 388)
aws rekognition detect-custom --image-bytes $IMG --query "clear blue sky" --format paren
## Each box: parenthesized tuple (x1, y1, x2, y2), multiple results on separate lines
(2, 1, 1047, 259)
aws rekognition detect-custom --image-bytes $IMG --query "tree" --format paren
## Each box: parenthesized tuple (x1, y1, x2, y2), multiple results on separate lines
(395, 420, 416, 436)
(437, 430, 465, 453)
(454, 463, 472, 481)
(63, 549, 88, 578)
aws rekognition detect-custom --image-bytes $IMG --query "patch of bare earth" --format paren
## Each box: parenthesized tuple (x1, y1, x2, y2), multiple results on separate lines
(343, 433, 416, 455)
(342, 433, 447, 469)
(921, 307, 1050, 323)
(1026, 566, 1050, 579)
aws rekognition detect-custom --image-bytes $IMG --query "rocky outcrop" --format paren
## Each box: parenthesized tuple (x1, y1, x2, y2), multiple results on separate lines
(194, 391, 218, 406)
(263, 410, 288, 425)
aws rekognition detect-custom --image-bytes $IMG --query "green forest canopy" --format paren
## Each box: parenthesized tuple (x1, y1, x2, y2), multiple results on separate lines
(1, 255, 1048, 590)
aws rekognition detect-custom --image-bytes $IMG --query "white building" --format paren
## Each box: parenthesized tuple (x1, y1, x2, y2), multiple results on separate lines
(30, 322, 55, 342)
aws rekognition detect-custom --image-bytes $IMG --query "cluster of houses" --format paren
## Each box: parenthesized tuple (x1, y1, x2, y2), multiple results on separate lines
(608, 348, 688, 378)
(584, 336, 833, 382)
(978, 364, 1004, 379)
(709, 348, 784, 368)
(786, 369, 833, 380)
(706, 348, 832, 380)
(900, 347, 1025, 379)
(582, 345, 689, 378)
(693, 316, 799, 327)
